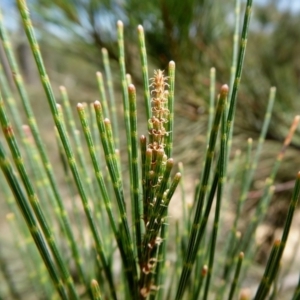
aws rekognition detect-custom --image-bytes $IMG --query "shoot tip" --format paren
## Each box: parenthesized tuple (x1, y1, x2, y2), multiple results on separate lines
(169, 60, 175, 68)
(128, 84, 135, 92)
(221, 84, 229, 93)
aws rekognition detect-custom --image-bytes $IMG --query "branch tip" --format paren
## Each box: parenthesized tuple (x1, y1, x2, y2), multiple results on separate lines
(128, 84, 135, 92)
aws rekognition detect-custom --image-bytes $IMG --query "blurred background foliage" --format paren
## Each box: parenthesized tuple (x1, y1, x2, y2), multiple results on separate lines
(1, 0, 300, 240)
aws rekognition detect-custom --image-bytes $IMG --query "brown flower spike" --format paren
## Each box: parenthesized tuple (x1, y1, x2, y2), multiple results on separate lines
(139, 70, 170, 298)
(148, 70, 169, 157)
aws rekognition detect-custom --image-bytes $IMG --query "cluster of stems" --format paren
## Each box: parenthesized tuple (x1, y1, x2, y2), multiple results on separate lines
(139, 70, 176, 298)
(2, 0, 300, 299)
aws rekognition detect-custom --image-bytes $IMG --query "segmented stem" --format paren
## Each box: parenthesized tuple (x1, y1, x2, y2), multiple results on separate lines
(101, 48, 120, 148)
(137, 25, 151, 122)
(128, 84, 143, 264)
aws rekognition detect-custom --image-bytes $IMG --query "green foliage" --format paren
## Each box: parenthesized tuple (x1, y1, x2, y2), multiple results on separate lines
(0, 0, 300, 300)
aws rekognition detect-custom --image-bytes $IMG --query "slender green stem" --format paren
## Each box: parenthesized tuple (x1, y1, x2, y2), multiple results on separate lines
(227, 252, 244, 300)
(178, 162, 188, 240)
(143, 148, 153, 223)
(153, 220, 168, 300)
(137, 25, 151, 122)
(91, 280, 103, 300)
(165, 61, 175, 159)
(128, 84, 143, 264)
(94, 101, 126, 215)
(126, 73, 132, 85)
(104, 114, 121, 178)
(140, 134, 147, 197)
(96, 72, 110, 119)
(0, 40, 25, 136)
(227, 0, 253, 131)
(192, 265, 208, 300)
(59, 86, 77, 136)
(253, 240, 281, 300)
(117, 20, 136, 249)
(203, 104, 228, 299)
(225, 0, 251, 161)
(269, 267, 280, 300)
(207, 67, 216, 142)
(228, 0, 241, 100)
(101, 48, 119, 149)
